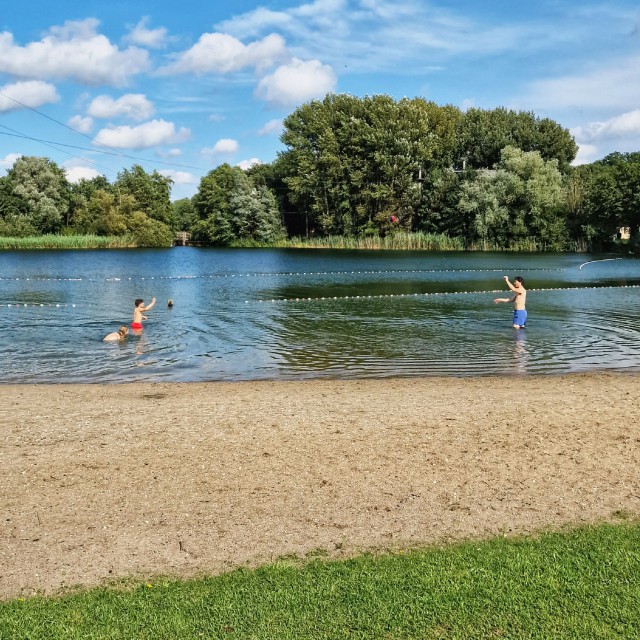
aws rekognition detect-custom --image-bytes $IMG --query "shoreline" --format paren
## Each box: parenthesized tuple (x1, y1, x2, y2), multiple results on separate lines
(1, 371, 639, 599)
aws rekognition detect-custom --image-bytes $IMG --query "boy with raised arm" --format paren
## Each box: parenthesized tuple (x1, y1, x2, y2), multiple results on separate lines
(131, 297, 156, 331)
(494, 276, 527, 328)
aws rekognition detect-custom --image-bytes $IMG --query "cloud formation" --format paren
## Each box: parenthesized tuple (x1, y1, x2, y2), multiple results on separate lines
(255, 58, 336, 107)
(1, 153, 22, 171)
(258, 118, 283, 135)
(0, 80, 59, 112)
(522, 54, 640, 112)
(93, 119, 190, 149)
(571, 109, 640, 143)
(158, 169, 198, 184)
(160, 32, 287, 75)
(124, 17, 168, 49)
(67, 115, 94, 134)
(0, 19, 149, 86)
(237, 157, 261, 170)
(88, 94, 155, 121)
(64, 165, 101, 182)
(202, 138, 239, 157)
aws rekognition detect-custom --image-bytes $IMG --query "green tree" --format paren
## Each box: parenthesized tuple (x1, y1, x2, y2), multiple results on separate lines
(579, 153, 640, 246)
(0, 174, 33, 236)
(115, 165, 173, 225)
(4, 156, 70, 234)
(456, 108, 577, 171)
(171, 197, 197, 231)
(68, 175, 111, 230)
(281, 94, 435, 235)
(230, 170, 285, 243)
(458, 146, 568, 249)
(191, 164, 236, 245)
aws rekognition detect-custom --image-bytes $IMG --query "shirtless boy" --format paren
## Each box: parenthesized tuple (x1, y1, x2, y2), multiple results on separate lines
(131, 297, 156, 330)
(494, 276, 527, 328)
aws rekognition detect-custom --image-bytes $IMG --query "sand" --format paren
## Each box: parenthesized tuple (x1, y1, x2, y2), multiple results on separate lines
(1, 372, 639, 599)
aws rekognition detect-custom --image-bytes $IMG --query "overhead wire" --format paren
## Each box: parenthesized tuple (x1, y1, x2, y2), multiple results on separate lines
(0, 89, 206, 172)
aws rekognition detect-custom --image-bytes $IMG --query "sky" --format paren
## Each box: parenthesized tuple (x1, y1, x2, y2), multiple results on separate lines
(1, 0, 639, 200)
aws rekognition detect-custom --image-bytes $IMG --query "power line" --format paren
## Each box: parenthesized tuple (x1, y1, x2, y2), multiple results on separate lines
(0, 89, 206, 171)
(0, 129, 205, 171)
(0, 122, 116, 178)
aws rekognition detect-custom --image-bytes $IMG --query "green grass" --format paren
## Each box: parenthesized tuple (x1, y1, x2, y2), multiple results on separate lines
(0, 235, 138, 249)
(1, 521, 638, 639)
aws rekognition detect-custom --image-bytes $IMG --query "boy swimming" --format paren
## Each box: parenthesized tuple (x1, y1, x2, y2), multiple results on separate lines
(103, 326, 129, 341)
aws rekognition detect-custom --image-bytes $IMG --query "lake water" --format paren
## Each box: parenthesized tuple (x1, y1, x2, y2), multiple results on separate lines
(1, 247, 639, 383)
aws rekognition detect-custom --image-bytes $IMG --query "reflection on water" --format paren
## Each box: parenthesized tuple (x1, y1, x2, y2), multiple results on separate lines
(0, 248, 639, 382)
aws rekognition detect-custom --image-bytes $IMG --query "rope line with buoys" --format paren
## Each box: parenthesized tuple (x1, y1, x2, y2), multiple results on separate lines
(2, 283, 639, 310)
(0, 303, 78, 308)
(1, 258, 632, 283)
(0, 267, 571, 283)
(247, 283, 640, 304)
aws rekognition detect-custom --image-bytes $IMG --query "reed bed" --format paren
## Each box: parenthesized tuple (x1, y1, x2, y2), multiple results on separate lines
(0, 235, 138, 250)
(277, 232, 466, 251)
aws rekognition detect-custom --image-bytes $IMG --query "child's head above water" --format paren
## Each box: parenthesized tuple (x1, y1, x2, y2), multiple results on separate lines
(118, 325, 129, 337)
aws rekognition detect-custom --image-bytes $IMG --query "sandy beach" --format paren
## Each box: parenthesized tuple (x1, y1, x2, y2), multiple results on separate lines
(1, 372, 639, 599)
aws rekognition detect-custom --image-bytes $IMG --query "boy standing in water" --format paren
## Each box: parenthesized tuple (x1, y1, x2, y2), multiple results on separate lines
(494, 276, 527, 328)
(131, 297, 156, 330)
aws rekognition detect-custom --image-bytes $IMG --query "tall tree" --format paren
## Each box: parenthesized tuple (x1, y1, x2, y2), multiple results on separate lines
(191, 164, 236, 245)
(4, 156, 70, 234)
(115, 165, 173, 225)
(458, 146, 568, 248)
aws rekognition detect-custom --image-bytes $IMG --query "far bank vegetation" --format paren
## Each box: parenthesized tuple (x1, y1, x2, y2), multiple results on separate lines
(1, 95, 639, 251)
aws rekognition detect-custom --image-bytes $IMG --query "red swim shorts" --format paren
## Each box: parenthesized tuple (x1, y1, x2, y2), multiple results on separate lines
(131, 322, 143, 330)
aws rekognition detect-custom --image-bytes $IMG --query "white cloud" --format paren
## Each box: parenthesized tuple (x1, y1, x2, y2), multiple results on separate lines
(522, 54, 640, 112)
(255, 58, 336, 107)
(572, 143, 600, 166)
(94, 119, 191, 149)
(237, 158, 261, 170)
(156, 148, 183, 158)
(217, 0, 527, 71)
(158, 169, 198, 184)
(68, 114, 94, 134)
(571, 109, 640, 143)
(1, 153, 21, 171)
(0, 19, 149, 86)
(0, 80, 59, 112)
(258, 118, 283, 135)
(202, 139, 239, 158)
(217, 0, 347, 39)
(124, 17, 168, 49)
(88, 94, 155, 121)
(160, 32, 287, 75)
(64, 165, 101, 183)
(208, 113, 225, 122)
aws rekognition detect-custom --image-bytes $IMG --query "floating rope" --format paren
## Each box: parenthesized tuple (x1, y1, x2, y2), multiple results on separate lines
(0, 267, 570, 283)
(0, 303, 78, 308)
(578, 257, 623, 270)
(248, 284, 640, 304)
(3, 283, 639, 309)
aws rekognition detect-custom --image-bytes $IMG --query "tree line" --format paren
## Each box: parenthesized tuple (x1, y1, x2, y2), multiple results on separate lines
(1, 94, 639, 250)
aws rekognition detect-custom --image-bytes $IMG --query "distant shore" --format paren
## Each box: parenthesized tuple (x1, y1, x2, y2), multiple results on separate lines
(1, 372, 639, 598)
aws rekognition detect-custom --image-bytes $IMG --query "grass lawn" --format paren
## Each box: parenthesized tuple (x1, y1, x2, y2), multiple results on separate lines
(1, 520, 638, 639)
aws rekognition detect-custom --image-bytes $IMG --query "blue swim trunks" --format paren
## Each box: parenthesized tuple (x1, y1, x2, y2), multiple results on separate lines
(513, 309, 527, 327)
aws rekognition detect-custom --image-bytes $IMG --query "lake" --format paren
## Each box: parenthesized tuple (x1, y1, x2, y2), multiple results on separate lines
(1, 247, 639, 383)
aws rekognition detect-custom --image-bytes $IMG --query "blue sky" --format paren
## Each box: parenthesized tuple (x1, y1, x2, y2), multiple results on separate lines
(1, 0, 639, 200)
